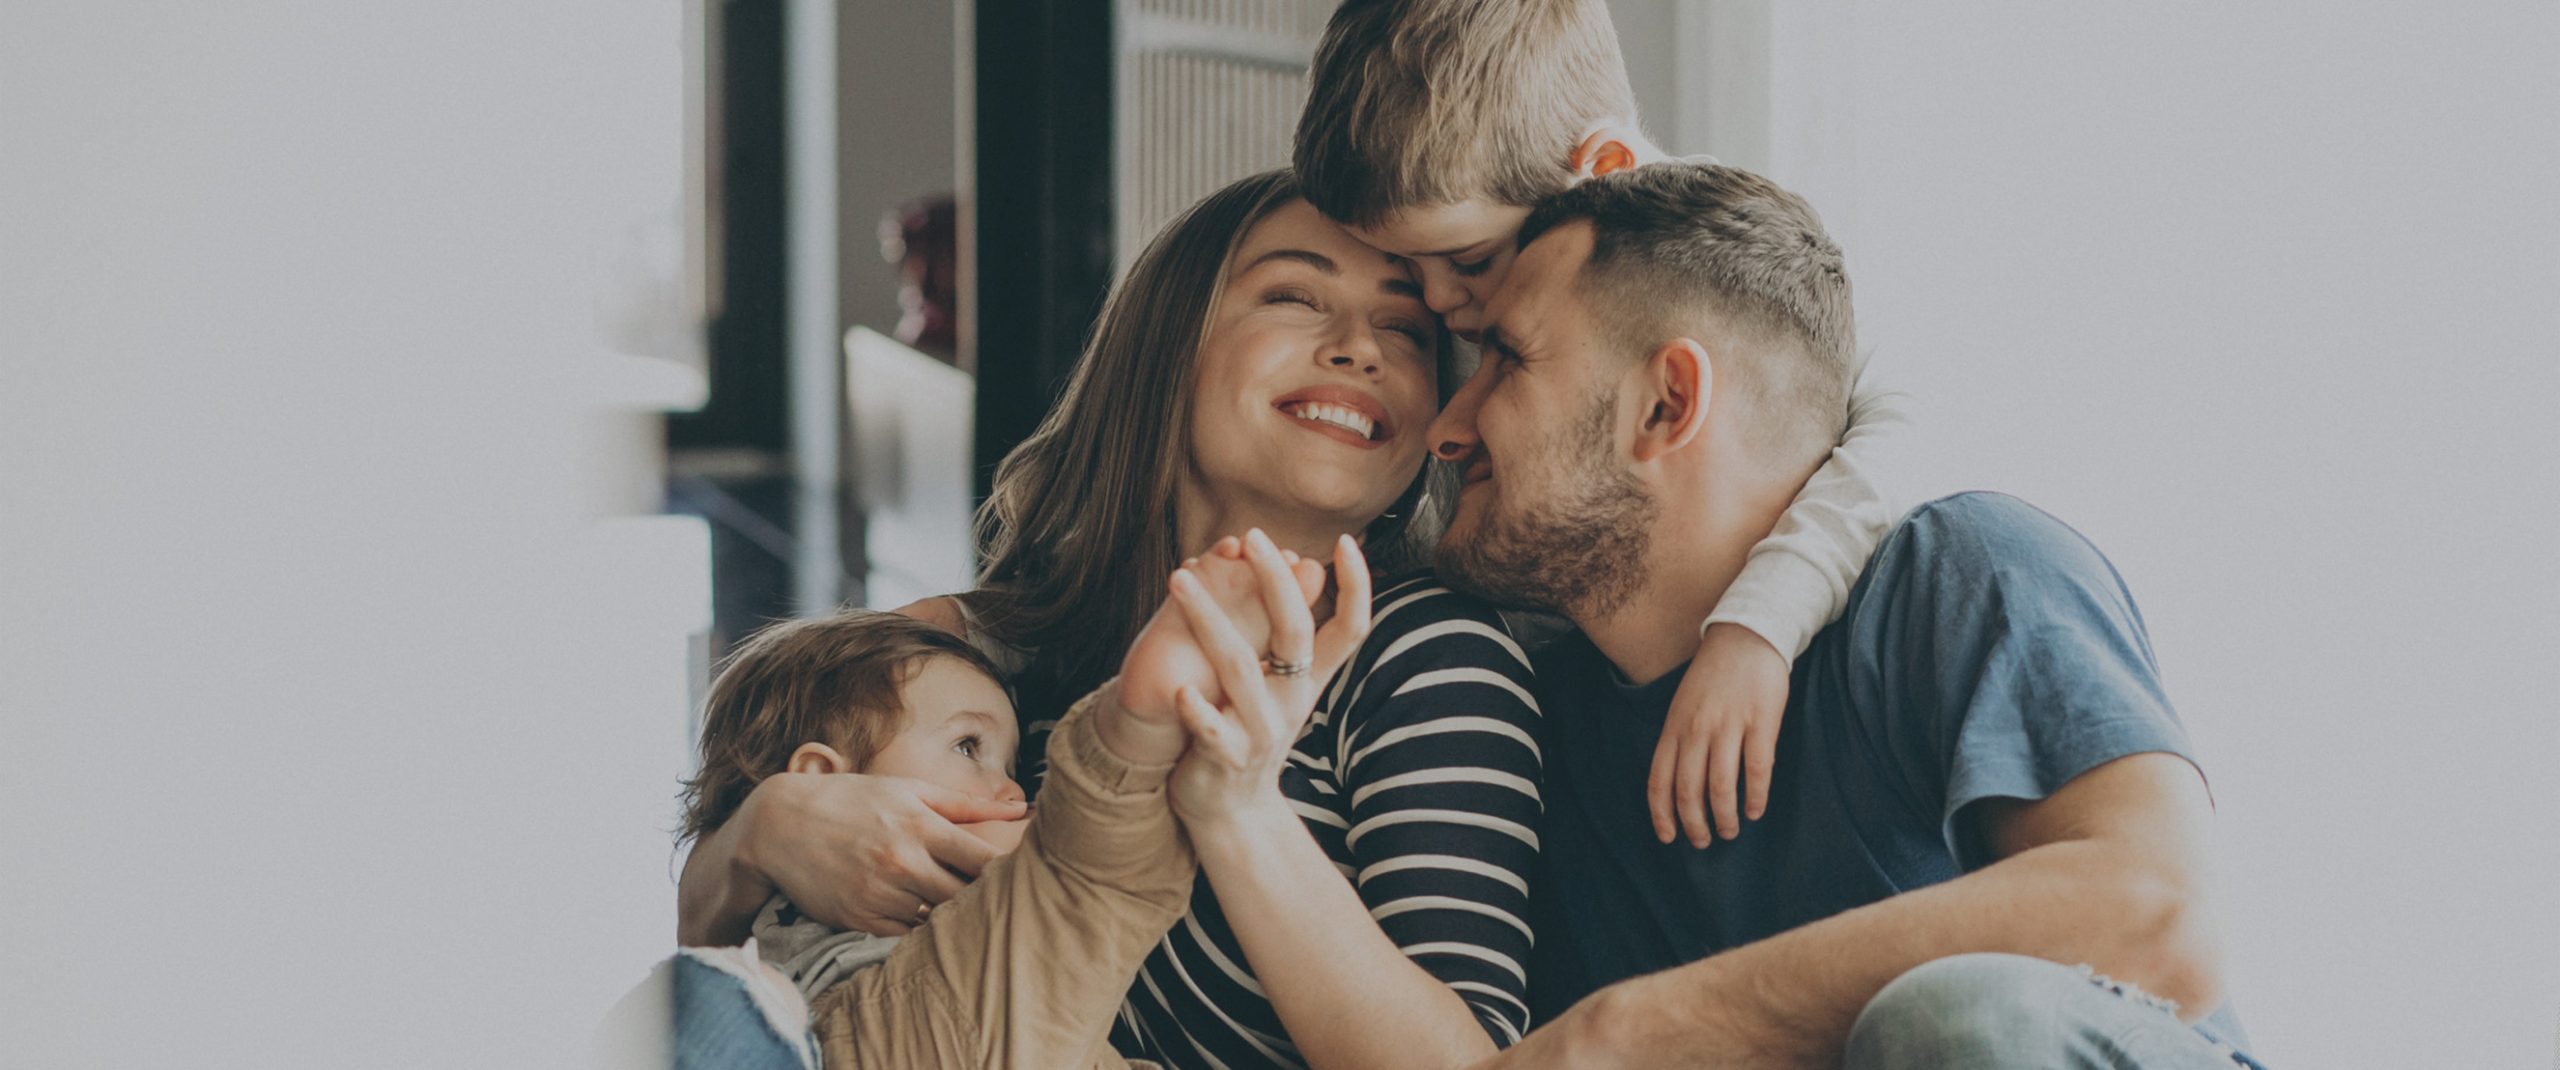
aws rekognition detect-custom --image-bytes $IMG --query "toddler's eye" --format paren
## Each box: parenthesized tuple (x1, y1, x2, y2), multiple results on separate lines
(954, 735, 981, 760)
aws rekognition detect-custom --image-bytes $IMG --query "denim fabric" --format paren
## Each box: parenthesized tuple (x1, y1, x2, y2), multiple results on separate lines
(668, 954, 818, 1070)
(1845, 954, 2264, 1069)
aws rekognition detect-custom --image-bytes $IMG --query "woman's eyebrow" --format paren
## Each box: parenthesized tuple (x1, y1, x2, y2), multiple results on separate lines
(1242, 248, 1338, 274)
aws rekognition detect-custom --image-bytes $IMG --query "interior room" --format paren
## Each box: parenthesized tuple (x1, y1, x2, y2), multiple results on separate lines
(5, 2, 2554, 1067)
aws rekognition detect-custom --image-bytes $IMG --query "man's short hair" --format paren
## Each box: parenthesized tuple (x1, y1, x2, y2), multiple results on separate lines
(1294, 0, 1637, 229)
(1520, 163, 1857, 457)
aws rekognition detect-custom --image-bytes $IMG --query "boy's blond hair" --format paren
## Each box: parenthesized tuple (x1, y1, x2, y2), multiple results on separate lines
(676, 610, 1004, 846)
(1293, 0, 1637, 228)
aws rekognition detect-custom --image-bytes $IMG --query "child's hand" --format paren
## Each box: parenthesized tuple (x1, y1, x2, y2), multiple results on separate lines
(1164, 531, 1371, 831)
(1647, 623, 1791, 848)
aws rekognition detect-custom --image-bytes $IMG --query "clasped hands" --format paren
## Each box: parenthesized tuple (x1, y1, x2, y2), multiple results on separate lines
(1113, 529, 1373, 830)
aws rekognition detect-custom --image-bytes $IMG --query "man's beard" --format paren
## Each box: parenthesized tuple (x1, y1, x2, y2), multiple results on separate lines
(1437, 390, 1656, 620)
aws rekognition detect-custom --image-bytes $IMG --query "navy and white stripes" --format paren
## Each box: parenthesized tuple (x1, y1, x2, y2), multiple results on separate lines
(1091, 573, 1546, 1069)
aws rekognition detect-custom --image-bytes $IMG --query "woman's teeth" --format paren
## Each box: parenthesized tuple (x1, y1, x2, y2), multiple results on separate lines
(1285, 402, 1376, 441)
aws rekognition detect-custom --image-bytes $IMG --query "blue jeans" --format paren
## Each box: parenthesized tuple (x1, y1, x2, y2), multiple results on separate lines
(596, 950, 819, 1070)
(1844, 954, 2265, 1069)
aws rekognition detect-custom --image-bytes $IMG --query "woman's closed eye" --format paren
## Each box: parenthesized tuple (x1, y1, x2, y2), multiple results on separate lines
(1451, 255, 1494, 278)
(1264, 287, 1321, 311)
(1379, 317, 1434, 347)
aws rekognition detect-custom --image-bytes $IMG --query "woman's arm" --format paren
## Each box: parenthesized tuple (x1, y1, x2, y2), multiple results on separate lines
(674, 771, 1024, 945)
(1174, 552, 1543, 1070)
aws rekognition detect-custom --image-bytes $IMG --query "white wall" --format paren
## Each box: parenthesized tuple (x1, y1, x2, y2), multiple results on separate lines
(1685, 3, 2560, 1066)
(1, 3, 705, 1066)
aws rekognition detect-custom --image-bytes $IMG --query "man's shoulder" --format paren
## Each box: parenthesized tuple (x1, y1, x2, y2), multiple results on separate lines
(1865, 492, 2128, 602)
(1821, 491, 2149, 670)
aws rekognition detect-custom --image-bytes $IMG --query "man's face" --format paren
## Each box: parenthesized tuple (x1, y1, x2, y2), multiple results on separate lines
(1427, 222, 1655, 617)
(1350, 198, 1534, 341)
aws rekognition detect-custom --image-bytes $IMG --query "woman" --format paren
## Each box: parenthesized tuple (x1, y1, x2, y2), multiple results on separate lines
(680, 169, 1546, 1070)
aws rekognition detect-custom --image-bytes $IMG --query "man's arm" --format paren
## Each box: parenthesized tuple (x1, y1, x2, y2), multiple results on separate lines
(1491, 751, 2222, 1070)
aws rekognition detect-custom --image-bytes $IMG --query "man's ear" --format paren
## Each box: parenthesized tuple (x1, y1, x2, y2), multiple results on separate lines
(1630, 338, 1712, 463)
(787, 742, 852, 775)
(1571, 127, 1644, 179)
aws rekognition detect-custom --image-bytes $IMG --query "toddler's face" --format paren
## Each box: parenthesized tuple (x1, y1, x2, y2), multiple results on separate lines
(1350, 197, 1533, 341)
(865, 657, 1028, 842)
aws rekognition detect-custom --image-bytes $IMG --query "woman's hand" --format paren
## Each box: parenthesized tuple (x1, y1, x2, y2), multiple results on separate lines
(1119, 534, 1325, 724)
(721, 771, 1025, 938)
(1163, 530, 1373, 831)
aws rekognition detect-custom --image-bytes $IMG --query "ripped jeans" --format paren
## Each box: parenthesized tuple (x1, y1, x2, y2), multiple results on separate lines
(592, 945, 819, 1070)
(1844, 954, 2266, 1069)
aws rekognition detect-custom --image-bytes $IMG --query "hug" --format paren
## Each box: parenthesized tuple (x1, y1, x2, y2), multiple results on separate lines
(635, 2, 2262, 1067)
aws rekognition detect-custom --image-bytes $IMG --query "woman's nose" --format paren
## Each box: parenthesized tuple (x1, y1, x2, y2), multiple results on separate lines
(1325, 351, 1380, 376)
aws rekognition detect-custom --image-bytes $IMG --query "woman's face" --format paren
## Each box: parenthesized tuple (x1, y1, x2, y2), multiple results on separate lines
(1185, 198, 1443, 532)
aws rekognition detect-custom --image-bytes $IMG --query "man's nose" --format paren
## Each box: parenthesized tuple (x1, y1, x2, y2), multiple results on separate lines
(1429, 364, 1491, 462)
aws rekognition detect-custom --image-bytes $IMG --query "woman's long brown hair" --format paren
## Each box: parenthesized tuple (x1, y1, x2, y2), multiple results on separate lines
(965, 168, 1459, 712)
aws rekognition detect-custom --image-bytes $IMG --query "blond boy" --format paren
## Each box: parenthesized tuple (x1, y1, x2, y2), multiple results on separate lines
(1294, 0, 1913, 851)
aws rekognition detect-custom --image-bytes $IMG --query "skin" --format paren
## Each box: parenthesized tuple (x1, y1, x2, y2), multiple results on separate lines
(1428, 219, 2227, 1070)
(786, 657, 1032, 857)
(676, 199, 1441, 948)
(1175, 197, 1442, 562)
(1350, 125, 1795, 850)
(684, 199, 1507, 1070)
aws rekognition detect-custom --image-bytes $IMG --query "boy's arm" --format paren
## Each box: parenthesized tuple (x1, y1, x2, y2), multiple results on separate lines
(809, 682, 1195, 1068)
(1702, 365, 1914, 659)
(1649, 368, 1914, 846)
(1478, 752, 2224, 1070)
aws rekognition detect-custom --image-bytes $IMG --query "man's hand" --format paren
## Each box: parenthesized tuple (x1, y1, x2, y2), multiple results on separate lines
(739, 771, 1026, 937)
(1648, 622, 1792, 847)
(1460, 962, 1770, 1070)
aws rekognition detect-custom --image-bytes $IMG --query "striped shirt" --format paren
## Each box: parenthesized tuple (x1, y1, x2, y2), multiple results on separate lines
(1010, 573, 1546, 1070)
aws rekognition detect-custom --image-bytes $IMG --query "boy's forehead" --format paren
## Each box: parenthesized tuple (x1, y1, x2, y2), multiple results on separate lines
(1351, 198, 1532, 257)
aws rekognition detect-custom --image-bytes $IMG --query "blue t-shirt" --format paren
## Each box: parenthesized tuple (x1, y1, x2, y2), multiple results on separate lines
(1526, 492, 2249, 1050)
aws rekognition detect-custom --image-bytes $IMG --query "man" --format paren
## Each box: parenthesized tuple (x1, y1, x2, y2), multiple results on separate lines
(1429, 163, 2261, 1068)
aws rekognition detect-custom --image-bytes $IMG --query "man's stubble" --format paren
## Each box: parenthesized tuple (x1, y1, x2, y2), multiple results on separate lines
(1436, 387, 1656, 620)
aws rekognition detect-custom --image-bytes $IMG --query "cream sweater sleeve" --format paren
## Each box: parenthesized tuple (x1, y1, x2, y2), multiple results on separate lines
(1700, 359, 1915, 661)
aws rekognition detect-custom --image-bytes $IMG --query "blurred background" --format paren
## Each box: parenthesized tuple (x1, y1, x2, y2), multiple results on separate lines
(3, 1, 2554, 1066)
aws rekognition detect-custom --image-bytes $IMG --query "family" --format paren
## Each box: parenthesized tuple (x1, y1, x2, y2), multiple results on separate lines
(634, 2, 2261, 1067)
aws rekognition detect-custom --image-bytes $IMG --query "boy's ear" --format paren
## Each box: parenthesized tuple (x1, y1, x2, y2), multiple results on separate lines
(787, 742, 852, 775)
(1570, 127, 1644, 179)
(1630, 338, 1712, 463)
